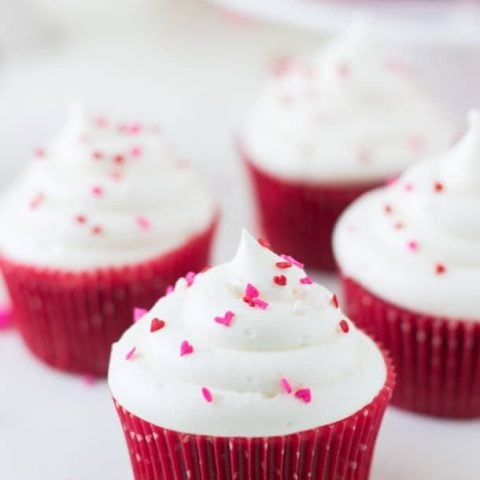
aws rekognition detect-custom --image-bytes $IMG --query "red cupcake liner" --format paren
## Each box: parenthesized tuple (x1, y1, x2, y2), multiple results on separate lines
(113, 358, 394, 480)
(240, 146, 380, 271)
(341, 276, 480, 418)
(0, 221, 217, 376)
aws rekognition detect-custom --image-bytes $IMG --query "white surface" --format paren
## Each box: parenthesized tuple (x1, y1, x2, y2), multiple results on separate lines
(205, 0, 480, 45)
(0, 0, 479, 478)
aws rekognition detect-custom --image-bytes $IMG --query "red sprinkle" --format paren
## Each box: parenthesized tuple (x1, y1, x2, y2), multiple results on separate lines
(434, 182, 444, 193)
(273, 275, 287, 286)
(394, 222, 404, 230)
(384, 204, 393, 214)
(150, 318, 166, 332)
(257, 238, 271, 249)
(125, 347, 136, 361)
(331, 294, 340, 309)
(276, 261, 292, 269)
(201, 387, 213, 403)
(280, 378, 292, 394)
(91, 225, 103, 235)
(214, 310, 235, 327)
(114, 154, 125, 165)
(91, 150, 103, 160)
(75, 214, 87, 224)
(435, 263, 446, 275)
(339, 320, 350, 333)
(180, 340, 194, 356)
(300, 276, 313, 285)
(295, 388, 312, 404)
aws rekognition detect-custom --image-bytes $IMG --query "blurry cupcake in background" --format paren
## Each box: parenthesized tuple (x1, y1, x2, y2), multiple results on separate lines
(240, 24, 452, 271)
(334, 111, 480, 418)
(0, 104, 218, 376)
(109, 230, 394, 480)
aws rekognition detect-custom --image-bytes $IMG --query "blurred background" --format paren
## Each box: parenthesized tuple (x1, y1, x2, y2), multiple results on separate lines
(0, 0, 479, 478)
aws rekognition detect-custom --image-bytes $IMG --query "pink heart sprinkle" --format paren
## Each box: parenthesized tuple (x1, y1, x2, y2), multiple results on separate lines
(280, 378, 292, 394)
(214, 310, 235, 327)
(166, 285, 174, 295)
(245, 283, 259, 299)
(91, 186, 104, 197)
(125, 347, 136, 361)
(300, 276, 313, 285)
(180, 340, 194, 356)
(185, 272, 196, 287)
(295, 388, 312, 404)
(253, 298, 269, 310)
(133, 308, 147, 323)
(201, 387, 213, 403)
(136, 216, 151, 231)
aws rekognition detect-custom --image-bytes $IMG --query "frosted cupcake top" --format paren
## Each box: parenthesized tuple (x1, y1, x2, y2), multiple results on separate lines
(243, 27, 452, 184)
(334, 111, 480, 320)
(0, 105, 216, 270)
(109, 230, 387, 437)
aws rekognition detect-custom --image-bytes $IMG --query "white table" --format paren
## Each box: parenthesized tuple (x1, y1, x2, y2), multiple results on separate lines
(0, 1, 479, 478)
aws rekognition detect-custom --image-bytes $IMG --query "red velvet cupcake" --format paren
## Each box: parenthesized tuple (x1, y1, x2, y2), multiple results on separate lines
(334, 112, 480, 418)
(240, 26, 452, 270)
(109, 230, 394, 480)
(0, 105, 218, 376)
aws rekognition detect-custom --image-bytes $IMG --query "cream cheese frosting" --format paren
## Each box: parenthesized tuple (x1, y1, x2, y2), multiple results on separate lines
(334, 111, 480, 320)
(109, 230, 387, 437)
(242, 27, 452, 184)
(0, 105, 216, 270)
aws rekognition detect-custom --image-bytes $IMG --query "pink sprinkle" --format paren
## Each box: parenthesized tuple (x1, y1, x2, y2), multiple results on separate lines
(201, 387, 213, 403)
(133, 307, 147, 323)
(269, 55, 294, 77)
(281, 255, 304, 268)
(125, 347, 136, 361)
(280, 378, 292, 394)
(408, 135, 426, 153)
(0, 309, 11, 330)
(300, 276, 313, 285)
(136, 215, 151, 231)
(34, 147, 46, 158)
(91, 185, 104, 197)
(166, 285, 174, 295)
(130, 145, 143, 158)
(407, 240, 419, 251)
(214, 310, 235, 327)
(128, 123, 142, 135)
(253, 298, 269, 310)
(295, 388, 312, 404)
(109, 171, 123, 181)
(91, 225, 103, 235)
(83, 374, 97, 387)
(185, 272, 196, 287)
(180, 340, 194, 356)
(404, 183, 414, 192)
(245, 283, 259, 299)
(94, 116, 109, 128)
(29, 193, 45, 210)
(91, 150, 103, 161)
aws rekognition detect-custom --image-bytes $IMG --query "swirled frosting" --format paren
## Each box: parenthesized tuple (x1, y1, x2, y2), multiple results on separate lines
(242, 26, 452, 184)
(334, 111, 480, 320)
(109, 230, 386, 437)
(0, 105, 216, 270)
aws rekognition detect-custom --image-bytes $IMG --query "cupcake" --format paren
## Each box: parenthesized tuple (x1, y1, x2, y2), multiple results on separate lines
(334, 111, 480, 418)
(240, 26, 452, 271)
(0, 105, 218, 375)
(109, 230, 394, 480)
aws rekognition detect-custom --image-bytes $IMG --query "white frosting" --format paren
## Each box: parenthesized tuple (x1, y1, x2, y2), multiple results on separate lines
(334, 111, 480, 320)
(243, 27, 452, 184)
(109, 230, 387, 437)
(0, 105, 216, 270)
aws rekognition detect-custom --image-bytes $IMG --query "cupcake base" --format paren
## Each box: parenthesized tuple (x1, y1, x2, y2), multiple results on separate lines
(113, 359, 394, 480)
(341, 276, 480, 418)
(242, 150, 380, 271)
(0, 222, 217, 376)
